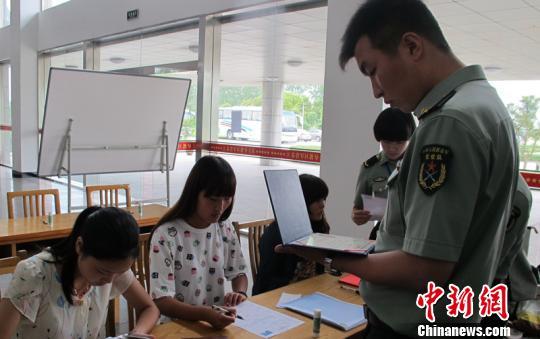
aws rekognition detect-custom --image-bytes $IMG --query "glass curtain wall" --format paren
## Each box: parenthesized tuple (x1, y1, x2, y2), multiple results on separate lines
(1, 0, 9, 27)
(0, 63, 11, 166)
(213, 3, 327, 152)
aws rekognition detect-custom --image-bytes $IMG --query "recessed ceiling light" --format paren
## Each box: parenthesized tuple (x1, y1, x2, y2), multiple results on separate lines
(109, 57, 126, 64)
(287, 59, 303, 67)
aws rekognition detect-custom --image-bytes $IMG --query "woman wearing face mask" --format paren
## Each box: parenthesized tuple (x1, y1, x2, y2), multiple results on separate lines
(0, 206, 159, 339)
(149, 156, 248, 330)
(351, 108, 416, 239)
(252, 174, 330, 296)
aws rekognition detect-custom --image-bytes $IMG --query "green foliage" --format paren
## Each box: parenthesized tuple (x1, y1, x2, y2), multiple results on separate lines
(508, 95, 540, 168)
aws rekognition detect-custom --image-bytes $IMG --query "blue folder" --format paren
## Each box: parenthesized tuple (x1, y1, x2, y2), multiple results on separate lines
(281, 292, 366, 331)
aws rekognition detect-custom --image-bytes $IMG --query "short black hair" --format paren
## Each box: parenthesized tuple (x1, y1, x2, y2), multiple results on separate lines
(339, 0, 450, 69)
(373, 108, 416, 142)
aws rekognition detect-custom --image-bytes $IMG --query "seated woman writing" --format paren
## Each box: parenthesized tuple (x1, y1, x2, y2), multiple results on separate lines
(0, 206, 159, 339)
(149, 156, 248, 330)
(252, 174, 330, 295)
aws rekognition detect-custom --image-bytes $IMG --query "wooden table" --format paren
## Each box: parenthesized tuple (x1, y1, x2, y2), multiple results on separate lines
(151, 274, 366, 339)
(0, 204, 168, 256)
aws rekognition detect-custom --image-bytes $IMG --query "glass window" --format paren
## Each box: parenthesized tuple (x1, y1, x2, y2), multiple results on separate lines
(42, 0, 70, 10)
(490, 80, 540, 172)
(0, 63, 11, 166)
(1, 0, 9, 27)
(214, 4, 327, 152)
(38, 49, 84, 130)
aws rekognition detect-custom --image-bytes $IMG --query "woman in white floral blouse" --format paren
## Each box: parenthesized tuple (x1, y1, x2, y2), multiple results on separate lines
(0, 206, 159, 339)
(149, 155, 248, 330)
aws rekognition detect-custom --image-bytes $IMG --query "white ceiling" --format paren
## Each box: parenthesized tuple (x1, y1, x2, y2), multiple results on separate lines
(51, 0, 540, 84)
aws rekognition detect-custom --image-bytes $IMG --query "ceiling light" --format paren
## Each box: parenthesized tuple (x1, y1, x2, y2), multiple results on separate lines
(287, 59, 303, 67)
(188, 44, 199, 53)
(109, 57, 126, 64)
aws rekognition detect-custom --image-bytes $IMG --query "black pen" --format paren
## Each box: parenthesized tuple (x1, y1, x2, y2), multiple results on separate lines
(340, 284, 360, 294)
(211, 305, 245, 320)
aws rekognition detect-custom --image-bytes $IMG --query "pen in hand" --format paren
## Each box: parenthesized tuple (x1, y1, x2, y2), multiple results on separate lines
(212, 305, 244, 320)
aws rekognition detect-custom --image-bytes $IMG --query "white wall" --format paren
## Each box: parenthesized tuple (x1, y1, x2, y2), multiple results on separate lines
(38, 0, 273, 51)
(0, 25, 10, 61)
(320, 0, 381, 238)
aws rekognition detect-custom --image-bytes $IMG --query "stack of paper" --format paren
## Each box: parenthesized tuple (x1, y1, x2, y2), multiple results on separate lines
(281, 292, 366, 331)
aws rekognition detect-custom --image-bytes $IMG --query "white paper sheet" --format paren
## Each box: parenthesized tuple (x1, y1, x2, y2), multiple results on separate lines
(276, 293, 302, 308)
(233, 300, 303, 338)
(361, 194, 387, 220)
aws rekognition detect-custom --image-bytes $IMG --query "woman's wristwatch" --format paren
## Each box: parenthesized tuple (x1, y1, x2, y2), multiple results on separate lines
(236, 290, 248, 297)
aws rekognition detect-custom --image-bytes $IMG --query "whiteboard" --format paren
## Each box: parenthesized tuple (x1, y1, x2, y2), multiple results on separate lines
(38, 68, 191, 176)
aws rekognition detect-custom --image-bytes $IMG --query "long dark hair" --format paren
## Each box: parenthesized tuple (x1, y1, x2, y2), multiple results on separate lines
(156, 155, 236, 228)
(299, 174, 330, 234)
(47, 206, 140, 305)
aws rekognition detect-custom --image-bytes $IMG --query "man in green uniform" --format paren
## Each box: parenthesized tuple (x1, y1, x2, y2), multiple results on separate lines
(495, 176, 537, 306)
(352, 107, 415, 239)
(277, 0, 518, 337)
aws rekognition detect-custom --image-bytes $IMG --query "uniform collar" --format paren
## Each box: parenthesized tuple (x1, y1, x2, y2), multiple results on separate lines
(378, 151, 396, 166)
(413, 65, 486, 119)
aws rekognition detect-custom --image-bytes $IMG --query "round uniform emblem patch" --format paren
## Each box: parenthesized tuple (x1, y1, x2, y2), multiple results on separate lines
(418, 144, 452, 194)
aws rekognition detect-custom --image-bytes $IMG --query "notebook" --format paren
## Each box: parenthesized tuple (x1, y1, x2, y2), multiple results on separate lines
(281, 292, 366, 331)
(264, 169, 375, 255)
(339, 274, 361, 287)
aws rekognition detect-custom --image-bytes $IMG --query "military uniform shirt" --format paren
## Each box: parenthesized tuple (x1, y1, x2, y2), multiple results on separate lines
(498, 176, 537, 302)
(353, 151, 396, 209)
(360, 65, 519, 336)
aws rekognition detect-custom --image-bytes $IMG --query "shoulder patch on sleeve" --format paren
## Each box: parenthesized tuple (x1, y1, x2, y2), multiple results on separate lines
(418, 145, 452, 195)
(363, 154, 380, 168)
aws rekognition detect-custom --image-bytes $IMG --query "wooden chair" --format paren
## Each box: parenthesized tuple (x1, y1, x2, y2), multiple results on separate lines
(0, 256, 20, 275)
(7, 189, 61, 219)
(232, 219, 274, 282)
(6, 189, 61, 257)
(86, 184, 131, 208)
(0, 256, 21, 299)
(105, 233, 150, 336)
(127, 233, 151, 330)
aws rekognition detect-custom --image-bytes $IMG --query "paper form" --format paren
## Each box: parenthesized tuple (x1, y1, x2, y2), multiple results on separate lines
(361, 194, 387, 220)
(233, 300, 303, 338)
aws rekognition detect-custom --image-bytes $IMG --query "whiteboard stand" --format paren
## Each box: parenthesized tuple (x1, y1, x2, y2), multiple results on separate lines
(57, 119, 172, 212)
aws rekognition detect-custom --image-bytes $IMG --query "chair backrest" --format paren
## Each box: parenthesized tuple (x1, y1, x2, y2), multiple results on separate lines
(86, 184, 131, 208)
(0, 256, 20, 275)
(232, 219, 274, 282)
(127, 232, 151, 330)
(7, 189, 61, 219)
